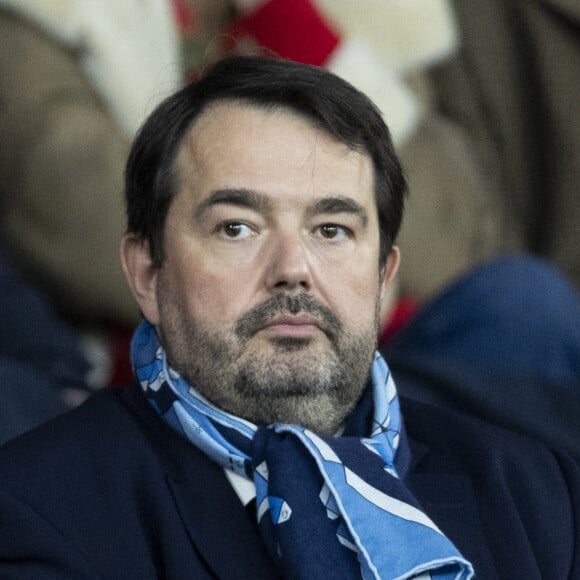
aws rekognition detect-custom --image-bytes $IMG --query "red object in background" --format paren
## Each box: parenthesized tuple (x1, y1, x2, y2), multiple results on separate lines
(379, 297, 420, 346)
(228, 0, 340, 65)
(108, 327, 135, 386)
(170, 0, 196, 35)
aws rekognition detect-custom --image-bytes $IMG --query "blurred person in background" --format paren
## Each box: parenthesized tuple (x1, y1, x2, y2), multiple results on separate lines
(431, 0, 580, 289)
(0, 0, 180, 327)
(0, 0, 182, 440)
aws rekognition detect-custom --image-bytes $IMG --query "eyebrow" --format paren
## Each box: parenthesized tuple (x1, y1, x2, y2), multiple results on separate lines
(308, 196, 369, 227)
(194, 188, 369, 227)
(194, 188, 273, 220)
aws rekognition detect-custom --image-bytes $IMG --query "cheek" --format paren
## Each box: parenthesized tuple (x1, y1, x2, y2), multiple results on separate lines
(322, 266, 382, 326)
(172, 261, 257, 326)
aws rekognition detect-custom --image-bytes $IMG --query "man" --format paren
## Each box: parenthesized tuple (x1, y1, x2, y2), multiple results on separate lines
(0, 56, 577, 579)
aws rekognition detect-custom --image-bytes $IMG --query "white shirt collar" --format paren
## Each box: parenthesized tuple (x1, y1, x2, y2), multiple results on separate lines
(224, 468, 256, 506)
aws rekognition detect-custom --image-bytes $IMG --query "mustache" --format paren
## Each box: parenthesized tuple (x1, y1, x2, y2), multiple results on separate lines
(235, 293, 342, 342)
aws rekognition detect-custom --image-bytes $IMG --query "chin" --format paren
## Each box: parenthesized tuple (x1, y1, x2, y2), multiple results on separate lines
(234, 391, 357, 434)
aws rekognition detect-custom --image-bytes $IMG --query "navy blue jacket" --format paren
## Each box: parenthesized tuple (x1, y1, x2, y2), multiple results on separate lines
(0, 382, 578, 579)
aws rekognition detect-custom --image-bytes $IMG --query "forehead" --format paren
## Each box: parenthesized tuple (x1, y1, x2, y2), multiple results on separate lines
(175, 101, 376, 210)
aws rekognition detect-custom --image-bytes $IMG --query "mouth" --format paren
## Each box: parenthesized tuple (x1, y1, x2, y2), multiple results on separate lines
(235, 294, 341, 345)
(260, 314, 324, 339)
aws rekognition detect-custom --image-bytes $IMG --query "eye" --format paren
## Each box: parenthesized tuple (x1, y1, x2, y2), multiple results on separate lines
(217, 221, 254, 240)
(316, 224, 351, 241)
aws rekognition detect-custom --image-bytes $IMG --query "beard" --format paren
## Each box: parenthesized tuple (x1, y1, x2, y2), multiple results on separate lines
(157, 291, 380, 434)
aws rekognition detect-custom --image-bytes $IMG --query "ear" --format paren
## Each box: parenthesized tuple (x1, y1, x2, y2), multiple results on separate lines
(120, 234, 161, 325)
(380, 246, 400, 296)
(379, 246, 401, 322)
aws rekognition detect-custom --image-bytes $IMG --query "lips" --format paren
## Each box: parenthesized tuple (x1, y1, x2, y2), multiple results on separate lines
(263, 315, 322, 329)
(260, 314, 324, 338)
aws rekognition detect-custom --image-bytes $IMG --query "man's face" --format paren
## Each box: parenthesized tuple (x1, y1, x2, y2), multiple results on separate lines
(128, 102, 398, 433)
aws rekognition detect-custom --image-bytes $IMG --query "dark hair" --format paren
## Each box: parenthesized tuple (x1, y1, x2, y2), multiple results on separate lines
(125, 56, 407, 266)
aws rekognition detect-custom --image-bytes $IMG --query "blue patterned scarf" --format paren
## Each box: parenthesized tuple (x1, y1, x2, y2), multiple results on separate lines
(132, 320, 473, 579)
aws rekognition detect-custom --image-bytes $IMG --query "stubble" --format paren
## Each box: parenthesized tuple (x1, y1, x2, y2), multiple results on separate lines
(158, 292, 379, 434)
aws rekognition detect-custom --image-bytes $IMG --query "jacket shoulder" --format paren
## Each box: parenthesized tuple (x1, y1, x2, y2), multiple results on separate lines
(401, 396, 580, 577)
(0, 388, 133, 471)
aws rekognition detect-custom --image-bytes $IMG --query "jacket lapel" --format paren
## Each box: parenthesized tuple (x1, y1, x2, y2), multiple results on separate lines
(121, 381, 280, 579)
(166, 453, 281, 579)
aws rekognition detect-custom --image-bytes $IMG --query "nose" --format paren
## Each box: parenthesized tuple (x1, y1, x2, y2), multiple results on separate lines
(264, 233, 313, 292)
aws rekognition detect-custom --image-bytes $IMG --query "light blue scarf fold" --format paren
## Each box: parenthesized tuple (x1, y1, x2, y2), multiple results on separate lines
(132, 320, 473, 579)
